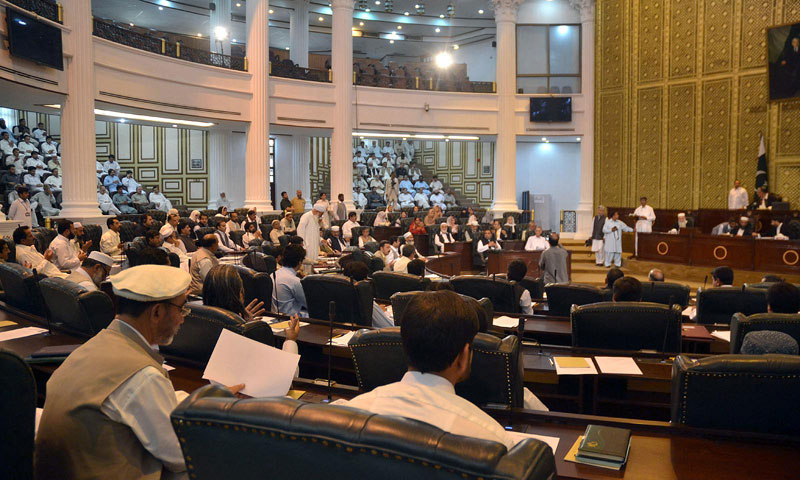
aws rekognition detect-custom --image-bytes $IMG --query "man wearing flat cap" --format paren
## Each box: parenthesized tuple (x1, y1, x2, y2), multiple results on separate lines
(64, 251, 115, 291)
(35, 265, 242, 480)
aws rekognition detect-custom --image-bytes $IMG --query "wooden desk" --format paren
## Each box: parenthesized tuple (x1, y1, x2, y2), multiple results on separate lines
(754, 239, 800, 274)
(637, 232, 692, 264)
(424, 252, 461, 277)
(606, 206, 799, 235)
(413, 233, 429, 256)
(372, 226, 401, 243)
(486, 249, 572, 280)
(444, 241, 474, 272)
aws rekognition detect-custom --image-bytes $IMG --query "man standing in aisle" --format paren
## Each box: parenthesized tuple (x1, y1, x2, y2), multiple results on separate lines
(297, 203, 326, 264)
(728, 180, 748, 210)
(603, 211, 634, 267)
(589, 206, 607, 266)
(632, 196, 655, 256)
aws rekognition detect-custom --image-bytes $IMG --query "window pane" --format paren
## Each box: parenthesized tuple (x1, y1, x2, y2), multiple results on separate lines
(516, 77, 549, 94)
(516, 26, 548, 75)
(548, 76, 580, 94)
(549, 25, 580, 75)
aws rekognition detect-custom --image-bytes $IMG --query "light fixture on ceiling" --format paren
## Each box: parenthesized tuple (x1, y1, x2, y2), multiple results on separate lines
(236, 2, 241, 6)
(365, 8, 371, 12)
(318, 16, 324, 22)
(446, 2, 454, 17)
(404, 11, 409, 15)
(576, 137, 581, 141)
(478, 9, 484, 14)
(452, 44, 459, 50)
(268, 8, 274, 14)
(172, 124, 178, 128)
(557, 25, 569, 35)
(129, 22, 134, 26)
(389, 39, 395, 44)
(213, 26, 228, 41)
(397, 25, 402, 29)
(541, 137, 547, 141)
(439, 14, 444, 18)
(416, 2, 425, 14)
(435, 51, 453, 68)
(158, 6, 163, 10)
(435, 27, 440, 33)
(375, 0, 380, 4)
(359, 21, 365, 26)
(352, 132, 479, 140)
(119, 119, 126, 123)
(197, 32, 202, 37)
(285, 46, 290, 50)
(385, 0, 393, 12)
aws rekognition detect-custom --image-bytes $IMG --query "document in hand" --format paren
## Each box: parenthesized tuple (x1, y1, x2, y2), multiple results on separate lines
(203, 329, 301, 398)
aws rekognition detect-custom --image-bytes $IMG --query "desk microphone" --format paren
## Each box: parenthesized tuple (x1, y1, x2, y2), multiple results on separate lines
(327, 300, 336, 403)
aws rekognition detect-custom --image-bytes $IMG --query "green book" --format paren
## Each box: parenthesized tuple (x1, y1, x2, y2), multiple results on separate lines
(577, 425, 631, 463)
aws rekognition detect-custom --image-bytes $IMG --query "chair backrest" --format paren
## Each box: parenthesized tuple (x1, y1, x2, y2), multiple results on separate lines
(349, 328, 525, 407)
(118, 221, 140, 243)
(234, 265, 273, 308)
(451, 275, 520, 313)
(544, 283, 605, 317)
(160, 304, 275, 365)
(671, 354, 800, 435)
(695, 287, 768, 324)
(0, 263, 45, 317)
(571, 302, 682, 353)
(171, 386, 555, 480)
(390, 291, 494, 331)
(81, 224, 102, 253)
(0, 350, 36, 480)
(729, 313, 800, 354)
(39, 278, 115, 338)
(640, 281, 691, 308)
(229, 230, 246, 247)
(32, 228, 56, 253)
(300, 274, 374, 326)
(242, 251, 277, 274)
(518, 276, 545, 300)
(371, 270, 429, 301)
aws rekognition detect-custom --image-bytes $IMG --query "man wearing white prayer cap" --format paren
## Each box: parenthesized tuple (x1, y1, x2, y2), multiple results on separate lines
(296, 202, 326, 263)
(160, 224, 190, 268)
(731, 216, 753, 236)
(35, 265, 243, 479)
(63, 250, 114, 291)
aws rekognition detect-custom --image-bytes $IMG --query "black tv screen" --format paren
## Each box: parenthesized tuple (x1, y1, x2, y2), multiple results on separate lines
(6, 10, 63, 70)
(530, 97, 572, 122)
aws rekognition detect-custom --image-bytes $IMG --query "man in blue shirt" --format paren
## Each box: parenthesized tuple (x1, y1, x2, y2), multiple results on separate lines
(414, 176, 431, 196)
(398, 175, 415, 195)
(272, 244, 308, 316)
(103, 169, 122, 194)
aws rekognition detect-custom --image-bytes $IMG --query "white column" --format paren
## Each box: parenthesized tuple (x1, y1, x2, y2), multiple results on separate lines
(60, 0, 101, 219)
(491, 0, 523, 214)
(210, 0, 232, 55)
(331, 0, 355, 211)
(208, 129, 232, 208)
(245, 0, 275, 212)
(291, 134, 313, 209)
(571, 0, 595, 237)
(290, 0, 310, 68)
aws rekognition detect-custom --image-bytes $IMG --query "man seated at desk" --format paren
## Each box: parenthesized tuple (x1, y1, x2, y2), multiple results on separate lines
(524, 226, 549, 251)
(476, 228, 502, 263)
(731, 216, 753, 237)
(672, 212, 694, 232)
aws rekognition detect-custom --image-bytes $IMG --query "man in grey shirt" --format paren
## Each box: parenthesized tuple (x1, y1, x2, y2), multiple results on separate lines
(539, 233, 569, 284)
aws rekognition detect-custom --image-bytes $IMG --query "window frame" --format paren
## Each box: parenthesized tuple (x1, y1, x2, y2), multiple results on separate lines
(515, 23, 582, 94)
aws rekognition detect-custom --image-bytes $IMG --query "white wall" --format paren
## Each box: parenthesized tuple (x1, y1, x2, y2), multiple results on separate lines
(517, 0, 580, 24)
(516, 141, 581, 230)
(273, 134, 295, 198)
(450, 38, 497, 83)
(228, 131, 247, 208)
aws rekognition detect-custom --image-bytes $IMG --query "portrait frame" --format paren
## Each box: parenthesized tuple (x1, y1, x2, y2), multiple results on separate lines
(766, 22, 800, 102)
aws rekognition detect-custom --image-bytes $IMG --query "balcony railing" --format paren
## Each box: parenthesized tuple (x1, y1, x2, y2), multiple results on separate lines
(92, 18, 247, 72)
(7, 0, 60, 23)
(269, 62, 331, 83)
(354, 72, 496, 93)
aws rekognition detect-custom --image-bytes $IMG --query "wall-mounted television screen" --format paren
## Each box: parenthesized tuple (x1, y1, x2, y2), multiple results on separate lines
(6, 9, 63, 70)
(530, 97, 572, 122)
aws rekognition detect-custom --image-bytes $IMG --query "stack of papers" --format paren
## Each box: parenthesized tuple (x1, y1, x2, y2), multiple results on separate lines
(0, 327, 47, 342)
(493, 316, 521, 329)
(505, 431, 560, 454)
(0, 320, 18, 328)
(328, 330, 356, 347)
(263, 319, 310, 333)
(553, 357, 599, 375)
(594, 356, 643, 375)
(711, 330, 731, 342)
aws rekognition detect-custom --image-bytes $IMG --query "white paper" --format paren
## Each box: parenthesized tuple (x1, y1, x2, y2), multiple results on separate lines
(162, 364, 175, 372)
(682, 306, 697, 320)
(269, 321, 309, 334)
(0, 326, 47, 342)
(711, 330, 731, 342)
(493, 315, 521, 329)
(594, 356, 643, 376)
(506, 431, 560, 455)
(328, 330, 356, 347)
(554, 357, 599, 376)
(203, 329, 300, 398)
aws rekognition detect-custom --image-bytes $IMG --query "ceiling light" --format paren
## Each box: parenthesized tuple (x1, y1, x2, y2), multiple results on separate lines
(541, 137, 547, 141)
(318, 16, 324, 21)
(439, 14, 445, 18)
(435, 27, 440, 32)
(445, 138, 450, 142)
(172, 124, 178, 128)
(352, 132, 479, 140)
(236, 2, 241, 6)
(214, 26, 228, 41)
(389, 39, 395, 44)
(268, 9, 274, 14)
(404, 11, 410, 15)
(577, 137, 581, 141)
(452, 44, 459, 50)
(197, 32, 202, 37)
(397, 25, 402, 29)
(232, 38, 237, 42)
(365, 8, 371, 12)
(375, 0, 380, 4)
(557, 25, 569, 35)
(414, 4, 419, 8)
(129, 23, 134, 26)
(478, 9, 484, 14)
(434, 51, 453, 68)
(119, 119, 126, 123)
(93, 109, 216, 127)
(359, 21, 364, 26)
(158, 6, 163, 10)
(285, 46, 290, 50)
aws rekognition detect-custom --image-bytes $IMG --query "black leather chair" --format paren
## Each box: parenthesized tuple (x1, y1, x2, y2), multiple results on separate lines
(671, 354, 800, 435)
(234, 265, 273, 308)
(349, 328, 525, 407)
(229, 230, 246, 247)
(519, 276, 545, 300)
(371, 270, 429, 301)
(390, 291, 494, 331)
(160, 304, 276, 366)
(242, 251, 277, 274)
(363, 241, 380, 253)
(171, 385, 555, 480)
(0, 263, 46, 317)
(118, 221, 140, 243)
(360, 211, 377, 226)
(0, 350, 36, 480)
(729, 312, 800, 354)
(300, 274, 374, 326)
(544, 283, 605, 317)
(195, 226, 216, 240)
(451, 275, 520, 313)
(32, 227, 56, 254)
(695, 287, 768, 324)
(571, 302, 682, 353)
(640, 281, 691, 308)
(39, 278, 115, 338)
(81, 224, 102, 253)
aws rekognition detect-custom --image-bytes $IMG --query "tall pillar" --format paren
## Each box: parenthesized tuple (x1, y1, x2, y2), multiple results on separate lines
(210, 0, 232, 55)
(209, 129, 232, 208)
(330, 0, 355, 210)
(571, 0, 595, 237)
(60, 0, 101, 219)
(491, 0, 523, 214)
(290, 0, 310, 68)
(291, 135, 313, 209)
(245, 0, 274, 212)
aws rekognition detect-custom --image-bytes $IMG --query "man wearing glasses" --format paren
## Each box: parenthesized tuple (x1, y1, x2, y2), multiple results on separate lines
(35, 265, 243, 479)
(64, 251, 115, 291)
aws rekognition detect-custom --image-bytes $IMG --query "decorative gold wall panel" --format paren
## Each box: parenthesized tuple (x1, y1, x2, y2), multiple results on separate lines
(669, 0, 698, 78)
(666, 84, 696, 208)
(638, 0, 665, 83)
(596, 0, 800, 210)
(636, 87, 663, 200)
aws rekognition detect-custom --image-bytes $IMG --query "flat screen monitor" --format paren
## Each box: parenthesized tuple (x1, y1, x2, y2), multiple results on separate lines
(6, 10, 64, 70)
(529, 97, 572, 122)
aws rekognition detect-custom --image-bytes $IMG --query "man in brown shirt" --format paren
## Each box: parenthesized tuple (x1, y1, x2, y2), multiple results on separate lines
(290, 189, 306, 215)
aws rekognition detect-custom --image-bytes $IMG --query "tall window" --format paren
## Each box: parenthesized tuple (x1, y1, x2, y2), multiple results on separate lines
(269, 137, 276, 208)
(516, 24, 581, 94)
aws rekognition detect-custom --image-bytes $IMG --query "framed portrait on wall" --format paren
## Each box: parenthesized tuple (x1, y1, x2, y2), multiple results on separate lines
(767, 23, 800, 101)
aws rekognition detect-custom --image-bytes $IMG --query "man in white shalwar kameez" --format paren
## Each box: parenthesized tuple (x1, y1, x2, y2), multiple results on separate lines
(632, 196, 655, 256)
(297, 203, 326, 265)
(603, 211, 633, 267)
(149, 187, 172, 213)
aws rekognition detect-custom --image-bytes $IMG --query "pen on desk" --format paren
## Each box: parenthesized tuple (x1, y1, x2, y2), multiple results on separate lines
(548, 357, 554, 367)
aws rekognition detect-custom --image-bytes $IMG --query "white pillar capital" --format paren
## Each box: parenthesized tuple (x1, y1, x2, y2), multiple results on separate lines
(491, 0, 522, 23)
(568, 0, 595, 23)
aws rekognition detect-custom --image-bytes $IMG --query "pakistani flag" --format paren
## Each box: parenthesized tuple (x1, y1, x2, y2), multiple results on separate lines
(755, 133, 768, 190)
